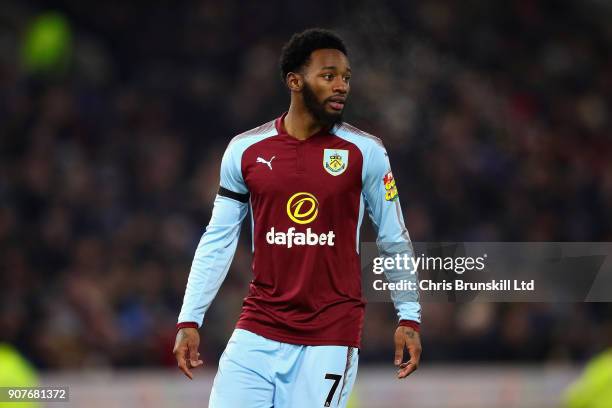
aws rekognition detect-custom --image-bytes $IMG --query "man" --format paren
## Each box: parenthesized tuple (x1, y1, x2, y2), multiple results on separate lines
(174, 28, 421, 408)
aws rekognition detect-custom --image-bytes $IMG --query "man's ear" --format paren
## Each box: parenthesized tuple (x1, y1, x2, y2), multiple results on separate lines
(286, 72, 303, 92)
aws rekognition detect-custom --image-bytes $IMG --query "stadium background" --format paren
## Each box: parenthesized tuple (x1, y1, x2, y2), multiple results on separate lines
(1, 0, 611, 406)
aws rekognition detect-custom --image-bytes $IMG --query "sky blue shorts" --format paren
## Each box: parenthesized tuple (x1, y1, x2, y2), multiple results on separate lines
(209, 328, 359, 408)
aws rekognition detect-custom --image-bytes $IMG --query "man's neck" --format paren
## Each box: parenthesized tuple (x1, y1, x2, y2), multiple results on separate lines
(284, 104, 324, 141)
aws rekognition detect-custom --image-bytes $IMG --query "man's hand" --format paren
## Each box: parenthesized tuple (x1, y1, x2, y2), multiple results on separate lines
(173, 328, 203, 379)
(394, 326, 422, 379)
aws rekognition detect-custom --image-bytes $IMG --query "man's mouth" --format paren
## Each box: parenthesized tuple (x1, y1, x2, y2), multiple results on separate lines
(327, 97, 346, 111)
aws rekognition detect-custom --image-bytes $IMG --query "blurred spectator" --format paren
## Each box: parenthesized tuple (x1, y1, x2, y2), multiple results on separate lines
(0, 343, 39, 408)
(564, 348, 612, 408)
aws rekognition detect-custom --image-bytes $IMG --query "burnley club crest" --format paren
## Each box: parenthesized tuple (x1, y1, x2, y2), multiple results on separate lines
(323, 149, 349, 176)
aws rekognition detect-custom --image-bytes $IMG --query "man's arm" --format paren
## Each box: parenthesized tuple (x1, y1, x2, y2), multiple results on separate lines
(362, 141, 422, 379)
(177, 194, 248, 327)
(174, 141, 249, 379)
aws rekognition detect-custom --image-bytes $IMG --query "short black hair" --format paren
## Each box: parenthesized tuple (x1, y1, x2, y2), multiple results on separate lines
(279, 28, 348, 82)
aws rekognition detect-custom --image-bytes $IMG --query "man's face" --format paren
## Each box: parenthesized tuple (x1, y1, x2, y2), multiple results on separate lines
(301, 49, 351, 126)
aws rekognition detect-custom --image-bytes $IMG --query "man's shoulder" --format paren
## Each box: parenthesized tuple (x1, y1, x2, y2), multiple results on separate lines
(332, 122, 385, 153)
(228, 119, 278, 148)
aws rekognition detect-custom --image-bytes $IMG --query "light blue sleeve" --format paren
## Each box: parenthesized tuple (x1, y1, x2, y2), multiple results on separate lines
(219, 139, 249, 194)
(362, 142, 421, 323)
(177, 143, 248, 326)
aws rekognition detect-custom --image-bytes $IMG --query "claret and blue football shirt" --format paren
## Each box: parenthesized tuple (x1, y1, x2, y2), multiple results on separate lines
(178, 113, 420, 347)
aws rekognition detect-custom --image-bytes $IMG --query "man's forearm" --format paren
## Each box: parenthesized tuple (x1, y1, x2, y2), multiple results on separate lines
(378, 242, 421, 325)
(177, 194, 247, 326)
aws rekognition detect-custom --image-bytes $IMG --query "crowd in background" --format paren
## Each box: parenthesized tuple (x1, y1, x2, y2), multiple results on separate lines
(1, 0, 611, 369)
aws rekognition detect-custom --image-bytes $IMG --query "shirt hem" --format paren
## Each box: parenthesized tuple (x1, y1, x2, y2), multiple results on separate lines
(235, 321, 361, 348)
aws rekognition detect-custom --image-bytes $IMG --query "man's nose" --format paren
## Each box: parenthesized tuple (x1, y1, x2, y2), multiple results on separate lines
(333, 79, 348, 94)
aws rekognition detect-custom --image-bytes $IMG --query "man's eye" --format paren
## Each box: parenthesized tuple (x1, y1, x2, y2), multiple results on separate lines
(344, 76, 351, 82)
(323, 74, 333, 80)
